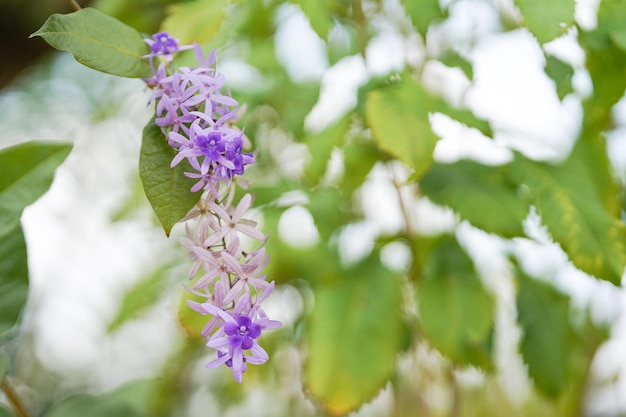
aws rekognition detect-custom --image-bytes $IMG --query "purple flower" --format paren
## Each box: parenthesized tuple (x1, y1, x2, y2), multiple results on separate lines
(196, 131, 225, 162)
(224, 315, 261, 350)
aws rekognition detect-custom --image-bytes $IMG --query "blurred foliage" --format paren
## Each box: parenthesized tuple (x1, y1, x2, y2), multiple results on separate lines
(3, 0, 626, 416)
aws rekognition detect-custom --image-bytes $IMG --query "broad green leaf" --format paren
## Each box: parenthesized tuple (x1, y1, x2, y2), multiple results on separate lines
(162, 0, 229, 44)
(0, 224, 28, 339)
(416, 236, 494, 369)
(366, 77, 439, 179)
(420, 160, 528, 238)
(0, 141, 72, 231)
(513, 0, 574, 43)
(516, 270, 573, 397)
(107, 265, 170, 332)
(292, 0, 332, 39)
(510, 151, 626, 284)
(401, 0, 446, 37)
(304, 114, 351, 185)
(0, 141, 71, 339)
(579, 0, 626, 135)
(139, 119, 200, 236)
(30, 8, 150, 78)
(305, 255, 404, 415)
(544, 54, 574, 101)
(439, 50, 473, 80)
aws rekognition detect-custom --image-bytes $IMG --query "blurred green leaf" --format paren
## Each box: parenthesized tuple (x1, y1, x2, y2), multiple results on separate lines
(580, 0, 626, 135)
(416, 236, 494, 369)
(43, 379, 154, 417)
(92, 0, 171, 35)
(510, 151, 626, 284)
(420, 160, 528, 237)
(0, 141, 71, 339)
(516, 270, 573, 397)
(513, 0, 574, 43)
(305, 255, 404, 415)
(162, 0, 229, 44)
(436, 104, 493, 138)
(544, 54, 574, 101)
(0, 224, 28, 340)
(0, 141, 72, 231)
(0, 406, 14, 417)
(366, 76, 439, 179)
(401, 0, 446, 37)
(139, 119, 200, 236)
(107, 265, 170, 332)
(307, 186, 352, 241)
(439, 50, 473, 80)
(178, 290, 208, 341)
(304, 114, 351, 185)
(339, 139, 380, 196)
(30, 8, 150, 78)
(292, 0, 332, 40)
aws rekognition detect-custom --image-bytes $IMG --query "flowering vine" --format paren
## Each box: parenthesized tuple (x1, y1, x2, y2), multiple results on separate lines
(142, 32, 281, 383)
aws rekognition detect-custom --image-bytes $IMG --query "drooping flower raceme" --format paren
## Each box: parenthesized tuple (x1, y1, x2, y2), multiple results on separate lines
(142, 32, 254, 197)
(142, 32, 280, 383)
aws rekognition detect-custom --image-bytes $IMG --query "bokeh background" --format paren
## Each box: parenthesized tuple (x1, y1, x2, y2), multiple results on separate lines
(2, 0, 626, 416)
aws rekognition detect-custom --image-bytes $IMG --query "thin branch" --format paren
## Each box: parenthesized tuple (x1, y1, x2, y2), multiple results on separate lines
(69, 0, 82, 11)
(1, 377, 30, 417)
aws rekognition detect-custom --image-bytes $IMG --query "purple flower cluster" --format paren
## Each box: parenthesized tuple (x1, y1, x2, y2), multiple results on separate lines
(142, 33, 280, 383)
(142, 32, 254, 196)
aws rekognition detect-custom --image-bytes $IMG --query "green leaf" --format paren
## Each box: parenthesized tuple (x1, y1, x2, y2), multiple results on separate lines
(139, 119, 200, 236)
(339, 139, 380, 197)
(305, 255, 404, 415)
(366, 77, 439, 179)
(0, 141, 71, 339)
(0, 224, 28, 340)
(292, 0, 332, 39)
(516, 270, 573, 397)
(416, 236, 494, 369)
(439, 50, 473, 80)
(513, 0, 574, 43)
(162, 0, 229, 44)
(0, 141, 72, 231)
(30, 8, 150, 78)
(437, 104, 493, 138)
(304, 114, 351, 185)
(401, 0, 446, 37)
(510, 151, 626, 284)
(544, 54, 574, 101)
(579, 0, 626, 135)
(107, 265, 169, 332)
(43, 380, 153, 417)
(420, 160, 529, 237)
(307, 186, 352, 241)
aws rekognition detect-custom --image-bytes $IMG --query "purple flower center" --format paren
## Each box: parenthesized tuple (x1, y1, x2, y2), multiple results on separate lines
(196, 131, 225, 161)
(151, 32, 179, 55)
(224, 315, 261, 350)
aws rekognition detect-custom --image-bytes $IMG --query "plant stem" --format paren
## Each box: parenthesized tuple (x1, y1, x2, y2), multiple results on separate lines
(69, 0, 81, 11)
(1, 377, 30, 417)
